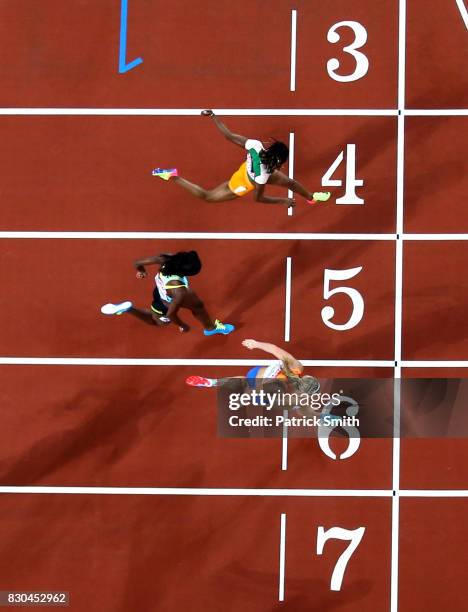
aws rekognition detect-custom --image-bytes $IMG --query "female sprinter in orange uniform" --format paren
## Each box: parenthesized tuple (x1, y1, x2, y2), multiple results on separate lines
(152, 110, 330, 209)
(186, 338, 319, 395)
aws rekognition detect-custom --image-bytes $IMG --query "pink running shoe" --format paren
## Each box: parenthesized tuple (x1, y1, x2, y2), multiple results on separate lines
(186, 375, 215, 388)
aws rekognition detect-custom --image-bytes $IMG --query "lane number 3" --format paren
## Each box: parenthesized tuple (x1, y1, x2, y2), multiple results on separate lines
(327, 21, 369, 82)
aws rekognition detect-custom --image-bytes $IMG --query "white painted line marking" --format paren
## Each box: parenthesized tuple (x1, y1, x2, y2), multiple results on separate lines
(455, 0, 468, 29)
(290, 10, 297, 91)
(0, 108, 399, 116)
(396, 118, 405, 236)
(0, 486, 394, 496)
(281, 411, 289, 471)
(1, 485, 468, 497)
(279, 513, 287, 601)
(0, 358, 396, 367)
(400, 490, 468, 497)
(2, 358, 467, 368)
(394, 241, 404, 363)
(2, 232, 468, 240)
(390, 492, 400, 612)
(401, 361, 468, 367)
(391, 2, 406, 608)
(288, 132, 295, 216)
(284, 257, 292, 342)
(405, 109, 468, 115)
(0, 231, 396, 240)
(0, 108, 466, 117)
(403, 234, 468, 240)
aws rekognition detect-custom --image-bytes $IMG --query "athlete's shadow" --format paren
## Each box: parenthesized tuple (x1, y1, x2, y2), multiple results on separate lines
(0, 373, 193, 486)
(219, 561, 372, 611)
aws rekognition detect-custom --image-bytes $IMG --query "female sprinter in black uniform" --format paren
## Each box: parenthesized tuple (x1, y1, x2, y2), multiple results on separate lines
(101, 251, 235, 336)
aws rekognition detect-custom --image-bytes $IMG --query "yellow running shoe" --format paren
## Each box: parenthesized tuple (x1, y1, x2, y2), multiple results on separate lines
(307, 191, 331, 204)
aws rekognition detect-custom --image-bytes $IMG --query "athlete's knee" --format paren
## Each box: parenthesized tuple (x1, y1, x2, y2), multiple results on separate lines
(205, 191, 218, 202)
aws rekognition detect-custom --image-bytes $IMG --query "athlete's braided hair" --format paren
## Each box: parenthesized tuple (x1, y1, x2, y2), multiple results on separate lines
(260, 140, 289, 173)
(161, 251, 202, 277)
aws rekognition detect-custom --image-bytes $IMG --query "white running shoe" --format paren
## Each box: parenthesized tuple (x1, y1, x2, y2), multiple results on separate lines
(100, 301, 133, 315)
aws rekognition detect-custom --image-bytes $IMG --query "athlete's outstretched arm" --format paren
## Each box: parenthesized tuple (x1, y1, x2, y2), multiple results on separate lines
(242, 339, 304, 373)
(134, 254, 169, 277)
(254, 184, 295, 207)
(201, 109, 247, 147)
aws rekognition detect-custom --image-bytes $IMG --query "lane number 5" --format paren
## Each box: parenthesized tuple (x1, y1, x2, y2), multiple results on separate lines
(322, 267, 364, 331)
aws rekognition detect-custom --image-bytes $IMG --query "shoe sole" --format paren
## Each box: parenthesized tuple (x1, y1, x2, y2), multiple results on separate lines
(101, 301, 132, 315)
(204, 328, 235, 336)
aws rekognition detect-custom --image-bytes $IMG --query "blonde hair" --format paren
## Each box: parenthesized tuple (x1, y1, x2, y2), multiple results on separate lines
(281, 360, 320, 395)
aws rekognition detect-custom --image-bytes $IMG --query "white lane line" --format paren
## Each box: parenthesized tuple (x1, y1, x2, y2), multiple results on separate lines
(288, 132, 295, 216)
(0, 486, 467, 497)
(396, 119, 405, 237)
(2, 232, 468, 240)
(284, 257, 292, 342)
(290, 10, 297, 91)
(400, 490, 468, 497)
(401, 361, 468, 367)
(394, 242, 404, 367)
(0, 108, 399, 116)
(405, 109, 468, 115)
(0, 108, 466, 117)
(281, 411, 289, 471)
(0, 358, 396, 367)
(2, 358, 467, 367)
(278, 513, 287, 601)
(0, 486, 394, 496)
(391, 380, 401, 612)
(403, 234, 468, 240)
(391, 2, 406, 609)
(0, 231, 395, 240)
(455, 0, 468, 29)
(282, 258, 291, 470)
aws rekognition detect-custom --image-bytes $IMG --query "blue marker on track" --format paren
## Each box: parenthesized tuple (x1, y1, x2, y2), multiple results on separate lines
(119, 0, 143, 74)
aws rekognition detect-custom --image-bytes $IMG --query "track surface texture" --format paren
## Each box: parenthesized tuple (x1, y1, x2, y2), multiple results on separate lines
(0, 1, 467, 611)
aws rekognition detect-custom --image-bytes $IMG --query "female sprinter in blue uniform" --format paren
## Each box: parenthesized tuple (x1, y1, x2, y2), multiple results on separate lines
(186, 338, 319, 394)
(101, 251, 235, 336)
(152, 110, 330, 209)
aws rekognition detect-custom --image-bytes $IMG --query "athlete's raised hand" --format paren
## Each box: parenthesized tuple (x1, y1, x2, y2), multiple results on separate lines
(136, 270, 147, 279)
(242, 339, 258, 350)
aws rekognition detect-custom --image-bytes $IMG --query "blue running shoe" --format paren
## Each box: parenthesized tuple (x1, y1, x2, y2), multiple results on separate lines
(204, 319, 235, 336)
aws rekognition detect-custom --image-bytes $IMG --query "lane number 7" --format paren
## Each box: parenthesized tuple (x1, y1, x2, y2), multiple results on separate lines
(316, 526, 366, 591)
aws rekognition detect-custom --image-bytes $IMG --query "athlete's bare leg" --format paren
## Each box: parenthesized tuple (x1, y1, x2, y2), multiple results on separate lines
(267, 170, 314, 200)
(172, 177, 238, 202)
(189, 302, 218, 330)
(126, 307, 163, 326)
